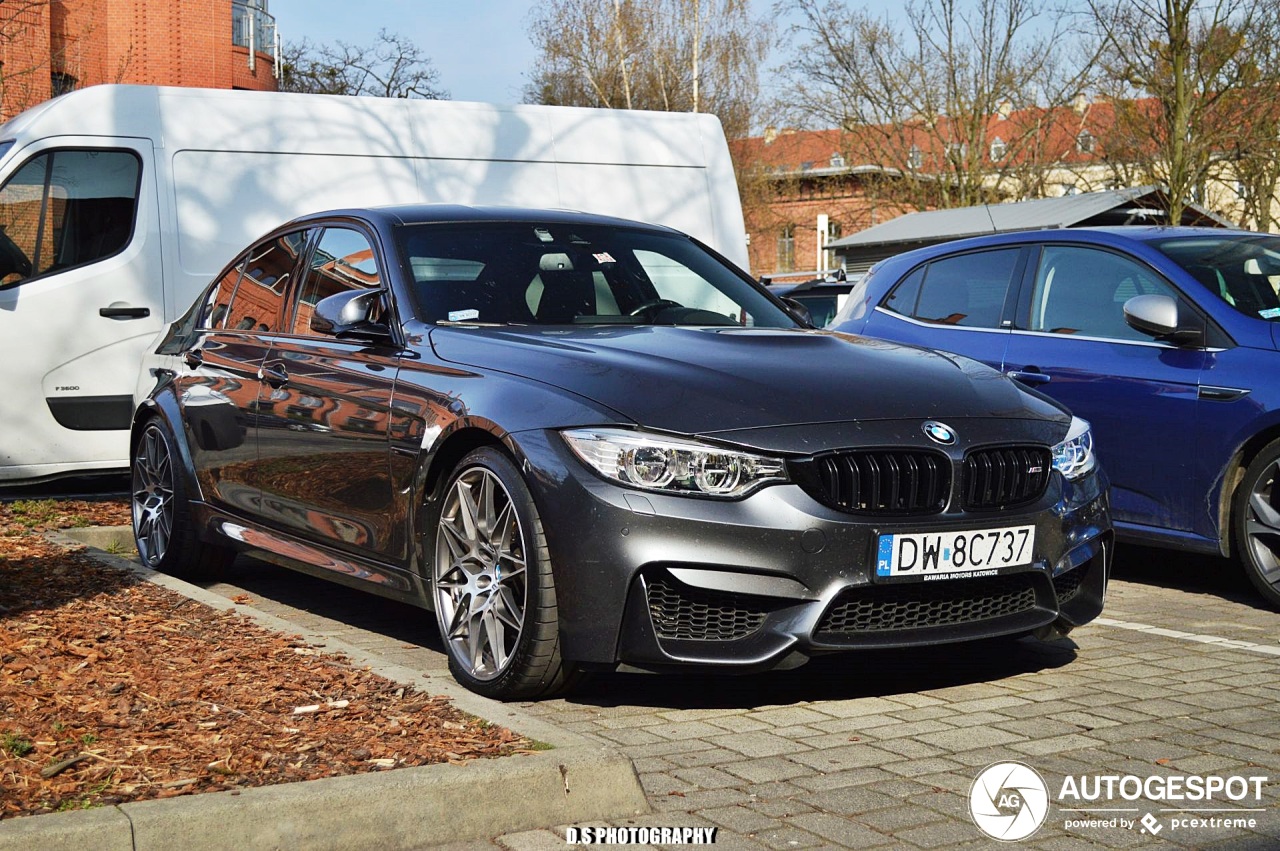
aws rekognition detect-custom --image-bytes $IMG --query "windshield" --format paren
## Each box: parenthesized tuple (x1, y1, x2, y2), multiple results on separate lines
(398, 222, 796, 328)
(1153, 235, 1280, 320)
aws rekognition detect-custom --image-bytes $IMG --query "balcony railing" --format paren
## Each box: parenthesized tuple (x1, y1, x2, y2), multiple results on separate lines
(232, 1, 279, 76)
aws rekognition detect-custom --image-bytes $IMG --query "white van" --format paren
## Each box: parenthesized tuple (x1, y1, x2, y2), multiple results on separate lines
(0, 85, 747, 483)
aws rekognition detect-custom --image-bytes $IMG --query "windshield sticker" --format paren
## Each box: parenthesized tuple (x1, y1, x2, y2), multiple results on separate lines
(1260, 308, 1280, 319)
(593, 252, 617, 264)
(448, 309, 481, 322)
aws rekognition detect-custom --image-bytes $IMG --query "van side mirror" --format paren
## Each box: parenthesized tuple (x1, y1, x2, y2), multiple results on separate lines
(1123, 294, 1201, 346)
(311, 289, 393, 343)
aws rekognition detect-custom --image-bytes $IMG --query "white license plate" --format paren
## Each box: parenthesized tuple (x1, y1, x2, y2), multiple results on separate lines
(875, 525, 1035, 581)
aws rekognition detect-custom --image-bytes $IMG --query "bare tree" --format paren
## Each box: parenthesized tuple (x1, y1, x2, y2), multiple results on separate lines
(280, 28, 447, 99)
(1086, 0, 1280, 225)
(525, 0, 771, 142)
(777, 0, 1093, 210)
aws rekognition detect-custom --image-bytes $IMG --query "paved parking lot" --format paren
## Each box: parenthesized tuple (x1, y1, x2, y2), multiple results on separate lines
(200, 545, 1280, 849)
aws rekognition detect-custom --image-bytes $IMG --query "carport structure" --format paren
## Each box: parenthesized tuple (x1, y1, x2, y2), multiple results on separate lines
(828, 185, 1232, 275)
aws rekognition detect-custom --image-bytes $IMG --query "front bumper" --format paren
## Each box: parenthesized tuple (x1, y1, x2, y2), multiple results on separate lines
(515, 429, 1112, 673)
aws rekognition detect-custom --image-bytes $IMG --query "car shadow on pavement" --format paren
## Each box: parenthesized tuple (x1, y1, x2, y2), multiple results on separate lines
(207, 556, 444, 651)
(568, 636, 1078, 711)
(1112, 543, 1268, 608)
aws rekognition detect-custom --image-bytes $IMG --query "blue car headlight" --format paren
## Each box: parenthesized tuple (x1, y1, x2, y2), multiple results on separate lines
(1052, 417, 1096, 480)
(562, 428, 788, 498)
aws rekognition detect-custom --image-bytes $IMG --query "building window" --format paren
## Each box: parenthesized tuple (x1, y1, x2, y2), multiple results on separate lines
(945, 142, 968, 162)
(989, 137, 1006, 162)
(907, 145, 923, 170)
(824, 221, 843, 271)
(800, 161, 813, 171)
(829, 152, 845, 168)
(50, 72, 76, 98)
(777, 225, 796, 273)
(1076, 130, 1095, 153)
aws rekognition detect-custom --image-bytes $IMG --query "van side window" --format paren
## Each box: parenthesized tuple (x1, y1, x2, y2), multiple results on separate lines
(0, 149, 141, 286)
(222, 230, 309, 333)
(290, 228, 383, 335)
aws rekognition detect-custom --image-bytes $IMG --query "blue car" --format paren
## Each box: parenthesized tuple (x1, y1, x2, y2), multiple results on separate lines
(831, 226, 1280, 607)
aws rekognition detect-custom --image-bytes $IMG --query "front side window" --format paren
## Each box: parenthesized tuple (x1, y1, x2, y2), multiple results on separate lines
(291, 227, 382, 335)
(222, 230, 308, 332)
(0, 148, 140, 286)
(401, 222, 795, 329)
(1153, 235, 1280, 321)
(885, 249, 1020, 328)
(1028, 245, 1176, 340)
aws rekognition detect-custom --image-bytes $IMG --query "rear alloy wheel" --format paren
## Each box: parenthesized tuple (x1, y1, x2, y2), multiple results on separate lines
(131, 419, 233, 581)
(432, 447, 577, 699)
(1234, 439, 1280, 608)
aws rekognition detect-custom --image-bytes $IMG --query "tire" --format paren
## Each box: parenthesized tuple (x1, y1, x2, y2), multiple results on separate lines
(131, 418, 234, 582)
(1233, 438, 1280, 609)
(430, 447, 579, 699)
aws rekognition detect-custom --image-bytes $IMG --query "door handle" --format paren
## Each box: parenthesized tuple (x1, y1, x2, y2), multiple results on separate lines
(258, 363, 289, 388)
(99, 305, 151, 320)
(1006, 369, 1051, 386)
(183, 349, 204, 369)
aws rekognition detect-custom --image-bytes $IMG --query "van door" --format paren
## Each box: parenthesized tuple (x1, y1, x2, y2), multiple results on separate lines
(0, 139, 160, 482)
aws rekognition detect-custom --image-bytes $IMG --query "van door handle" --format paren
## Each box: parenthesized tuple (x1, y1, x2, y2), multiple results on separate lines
(183, 349, 204, 369)
(1007, 369, 1051, 386)
(259, 363, 289, 388)
(99, 305, 151, 320)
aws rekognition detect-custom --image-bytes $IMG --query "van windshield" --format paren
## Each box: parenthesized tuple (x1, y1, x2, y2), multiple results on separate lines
(1153, 235, 1280, 320)
(398, 222, 795, 328)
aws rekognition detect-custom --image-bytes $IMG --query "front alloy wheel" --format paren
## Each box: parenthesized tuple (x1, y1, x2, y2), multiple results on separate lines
(1235, 439, 1280, 608)
(431, 447, 577, 699)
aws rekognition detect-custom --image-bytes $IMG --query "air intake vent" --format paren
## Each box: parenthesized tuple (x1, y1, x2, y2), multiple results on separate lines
(817, 574, 1039, 635)
(647, 578, 772, 641)
(963, 446, 1052, 510)
(811, 450, 950, 514)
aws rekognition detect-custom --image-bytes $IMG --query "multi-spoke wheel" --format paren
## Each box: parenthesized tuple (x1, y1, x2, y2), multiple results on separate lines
(431, 447, 577, 699)
(1234, 440, 1280, 608)
(130, 419, 233, 581)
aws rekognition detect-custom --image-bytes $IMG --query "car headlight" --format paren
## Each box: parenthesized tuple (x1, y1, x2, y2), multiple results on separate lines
(1052, 417, 1096, 480)
(561, 428, 788, 498)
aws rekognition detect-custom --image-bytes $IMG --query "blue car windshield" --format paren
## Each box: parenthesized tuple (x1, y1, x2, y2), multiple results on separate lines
(1153, 235, 1280, 320)
(398, 222, 796, 328)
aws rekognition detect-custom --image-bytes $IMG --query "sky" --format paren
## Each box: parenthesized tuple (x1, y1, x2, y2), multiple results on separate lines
(266, 0, 791, 106)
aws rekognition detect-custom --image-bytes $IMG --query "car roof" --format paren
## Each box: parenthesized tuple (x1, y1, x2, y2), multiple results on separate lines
(872, 225, 1270, 273)
(282, 203, 682, 234)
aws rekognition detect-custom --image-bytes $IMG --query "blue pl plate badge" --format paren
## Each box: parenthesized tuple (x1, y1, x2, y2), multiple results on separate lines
(448, 309, 480, 322)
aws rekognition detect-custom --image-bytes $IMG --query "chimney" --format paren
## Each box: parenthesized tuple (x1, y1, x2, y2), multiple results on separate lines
(764, 126, 778, 144)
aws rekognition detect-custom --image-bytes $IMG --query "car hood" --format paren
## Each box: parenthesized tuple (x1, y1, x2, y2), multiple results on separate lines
(428, 325, 1067, 436)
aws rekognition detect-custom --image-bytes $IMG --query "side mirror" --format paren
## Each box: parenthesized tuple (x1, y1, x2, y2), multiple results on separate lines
(311, 289, 393, 342)
(782, 297, 814, 327)
(1123, 294, 1200, 345)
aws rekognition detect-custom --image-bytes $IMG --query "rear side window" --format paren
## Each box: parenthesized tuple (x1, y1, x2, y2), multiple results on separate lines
(884, 250, 1020, 328)
(222, 231, 309, 332)
(0, 149, 141, 286)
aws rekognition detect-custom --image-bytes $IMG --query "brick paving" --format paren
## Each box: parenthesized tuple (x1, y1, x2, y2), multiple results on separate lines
(195, 544, 1280, 849)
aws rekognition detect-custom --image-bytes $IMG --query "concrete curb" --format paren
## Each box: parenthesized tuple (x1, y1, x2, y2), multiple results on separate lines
(1, 529, 650, 851)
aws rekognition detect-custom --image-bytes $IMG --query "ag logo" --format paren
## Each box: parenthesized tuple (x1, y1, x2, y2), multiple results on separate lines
(969, 761, 1050, 841)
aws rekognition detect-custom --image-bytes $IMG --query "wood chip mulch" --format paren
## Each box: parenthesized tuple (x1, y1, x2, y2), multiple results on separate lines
(0, 499, 530, 819)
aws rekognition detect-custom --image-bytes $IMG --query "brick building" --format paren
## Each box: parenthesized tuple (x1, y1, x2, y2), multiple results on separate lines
(0, 0, 278, 120)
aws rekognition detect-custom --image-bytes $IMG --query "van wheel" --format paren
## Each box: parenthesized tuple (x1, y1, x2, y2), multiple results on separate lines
(1233, 439, 1280, 608)
(430, 447, 579, 700)
(131, 419, 234, 582)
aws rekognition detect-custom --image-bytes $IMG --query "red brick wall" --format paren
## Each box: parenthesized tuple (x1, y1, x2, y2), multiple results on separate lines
(2, 0, 276, 119)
